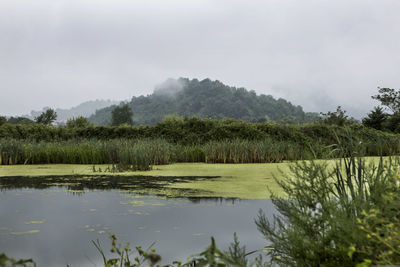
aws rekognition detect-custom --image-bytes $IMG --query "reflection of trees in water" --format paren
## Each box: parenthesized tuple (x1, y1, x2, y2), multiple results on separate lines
(0, 175, 220, 199)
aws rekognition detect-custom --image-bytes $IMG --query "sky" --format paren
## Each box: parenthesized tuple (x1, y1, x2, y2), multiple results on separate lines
(1, 0, 400, 118)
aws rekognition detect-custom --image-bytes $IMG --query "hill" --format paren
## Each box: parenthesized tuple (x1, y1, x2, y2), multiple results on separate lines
(28, 99, 119, 122)
(89, 78, 318, 125)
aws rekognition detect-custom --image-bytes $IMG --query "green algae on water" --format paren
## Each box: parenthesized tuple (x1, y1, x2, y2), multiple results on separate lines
(24, 220, 46, 225)
(11, 230, 40, 235)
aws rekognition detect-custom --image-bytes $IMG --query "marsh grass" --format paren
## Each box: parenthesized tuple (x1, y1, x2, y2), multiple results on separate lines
(0, 138, 315, 167)
(0, 135, 397, 168)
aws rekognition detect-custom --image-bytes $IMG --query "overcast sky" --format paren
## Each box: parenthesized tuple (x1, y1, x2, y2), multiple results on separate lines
(1, 0, 400, 118)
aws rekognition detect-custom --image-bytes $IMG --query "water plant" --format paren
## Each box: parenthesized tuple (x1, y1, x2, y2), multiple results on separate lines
(255, 133, 400, 266)
(0, 253, 36, 267)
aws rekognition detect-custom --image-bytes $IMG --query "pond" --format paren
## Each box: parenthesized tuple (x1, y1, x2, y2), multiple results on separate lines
(0, 175, 276, 266)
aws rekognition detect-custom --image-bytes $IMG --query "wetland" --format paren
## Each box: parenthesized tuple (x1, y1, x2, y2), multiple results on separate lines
(0, 166, 278, 266)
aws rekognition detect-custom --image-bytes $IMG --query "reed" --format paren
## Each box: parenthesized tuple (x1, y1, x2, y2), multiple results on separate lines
(0, 135, 398, 167)
(203, 139, 305, 163)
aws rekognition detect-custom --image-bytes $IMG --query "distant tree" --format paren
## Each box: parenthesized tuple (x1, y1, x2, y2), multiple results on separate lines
(35, 109, 57, 125)
(7, 117, 34, 124)
(362, 107, 387, 130)
(320, 106, 354, 126)
(0, 116, 6, 126)
(111, 104, 133, 126)
(278, 115, 296, 125)
(66, 116, 91, 128)
(382, 114, 400, 133)
(372, 87, 400, 114)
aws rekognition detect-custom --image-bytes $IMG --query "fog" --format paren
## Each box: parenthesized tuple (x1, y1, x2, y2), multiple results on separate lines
(1, 0, 400, 118)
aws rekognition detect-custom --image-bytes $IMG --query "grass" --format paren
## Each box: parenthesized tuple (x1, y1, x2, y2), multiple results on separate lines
(0, 138, 327, 166)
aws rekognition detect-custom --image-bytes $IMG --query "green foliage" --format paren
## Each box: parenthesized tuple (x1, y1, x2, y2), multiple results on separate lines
(0, 253, 36, 267)
(363, 87, 400, 133)
(382, 113, 400, 133)
(89, 78, 318, 125)
(111, 104, 134, 126)
(320, 106, 355, 126)
(0, 116, 6, 126)
(6, 117, 34, 124)
(184, 236, 247, 267)
(93, 233, 268, 267)
(353, 181, 400, 266)
(34, 109, 57, 125)
(1, 119, 400, 166)
(0, 138, 304, 166)
(2, 117, 399, 149)
(372, 87, 400, 114)
(66, 116, 91, 128)
(203, 139, 304, 163)
(93, 233, 162, 267)
(255, 132, 400, 266)
(362, 106, 387, 130)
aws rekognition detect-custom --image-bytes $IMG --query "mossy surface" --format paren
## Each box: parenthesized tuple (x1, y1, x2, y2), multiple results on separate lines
(0, 157, 385, 199)
(0, 163, 290, 199)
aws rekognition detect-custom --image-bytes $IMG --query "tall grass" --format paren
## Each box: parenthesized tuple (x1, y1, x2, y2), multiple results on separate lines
(0, 136, 398, 167)
(0, 139, 173, 168)
(204, 139, 307, 163)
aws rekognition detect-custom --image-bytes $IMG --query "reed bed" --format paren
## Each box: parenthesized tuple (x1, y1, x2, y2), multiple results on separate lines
(203, 139, 306, 163)
(0, 139, 173, 169)
(0, 137, 397, 167)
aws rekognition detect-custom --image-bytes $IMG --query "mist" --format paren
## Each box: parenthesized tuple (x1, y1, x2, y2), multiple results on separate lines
(1, 0, 400, 119)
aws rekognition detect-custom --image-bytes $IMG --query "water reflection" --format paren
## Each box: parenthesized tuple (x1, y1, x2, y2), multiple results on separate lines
(0, 174, 219, 197)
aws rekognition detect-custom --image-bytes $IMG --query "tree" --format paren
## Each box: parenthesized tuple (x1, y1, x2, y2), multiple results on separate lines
(111, 104, 133, 126)
(0, 116, 6, 126)
(372, 87, 400, 114)
(7, 117, 34, 124)
(320, 106, 353, 126)
(362, 106, 387, 130)
(35, 109, 57, 125)
(66, 116, 91, 128)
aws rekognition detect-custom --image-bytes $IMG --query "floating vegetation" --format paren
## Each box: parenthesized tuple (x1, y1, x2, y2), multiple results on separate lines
(192, 233, 205, 236)
(10, 230, 40, 235)
(0, 174, 218, 198)
(119, 200, 167, 207)
(24, 220, 45, 225)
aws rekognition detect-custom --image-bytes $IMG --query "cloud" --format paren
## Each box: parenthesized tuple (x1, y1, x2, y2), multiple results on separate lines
(0, 0, 399, 117)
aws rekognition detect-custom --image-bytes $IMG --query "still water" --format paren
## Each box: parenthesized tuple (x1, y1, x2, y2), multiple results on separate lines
(0, 176, 276, 266)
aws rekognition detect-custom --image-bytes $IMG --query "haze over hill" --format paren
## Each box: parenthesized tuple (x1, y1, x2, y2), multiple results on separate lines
(27, 100, 119, 122)
(89, 78, 318, 125)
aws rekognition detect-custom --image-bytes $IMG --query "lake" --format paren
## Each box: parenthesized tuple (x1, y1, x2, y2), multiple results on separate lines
(0, 175, 276, 266)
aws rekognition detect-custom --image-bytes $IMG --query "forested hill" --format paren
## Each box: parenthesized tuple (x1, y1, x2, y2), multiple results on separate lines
(89, 78, 318, 125)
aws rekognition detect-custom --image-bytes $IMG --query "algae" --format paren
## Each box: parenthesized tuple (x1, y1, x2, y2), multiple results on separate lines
(2, 160, 382, 199)
(10, 230, 40, 235)
(24, 220, 45, 225)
